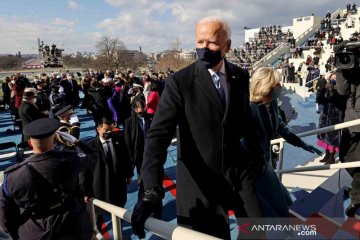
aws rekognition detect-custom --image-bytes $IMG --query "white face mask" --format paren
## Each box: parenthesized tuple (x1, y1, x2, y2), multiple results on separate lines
(67, 76, 73, 80)
(32, 98, 37, 104)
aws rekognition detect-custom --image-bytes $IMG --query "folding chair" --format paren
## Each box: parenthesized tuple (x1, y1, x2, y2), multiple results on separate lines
(9, 109, 22, 132)
(0, 142, 18, 170)
(17, 141, 32, 162)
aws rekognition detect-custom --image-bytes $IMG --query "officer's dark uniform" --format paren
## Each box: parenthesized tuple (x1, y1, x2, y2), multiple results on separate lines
(0, 118, 97, 240)
(55, 105, 80, 150)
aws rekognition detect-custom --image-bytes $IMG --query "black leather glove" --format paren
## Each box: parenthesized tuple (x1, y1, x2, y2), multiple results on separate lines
(131, 187, 164, 239)
(301, 143, 322, 156)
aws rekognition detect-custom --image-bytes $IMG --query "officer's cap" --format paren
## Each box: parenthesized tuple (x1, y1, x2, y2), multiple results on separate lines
(133, 83, 143, 89)
(55, 105, 74, 118)
(23, 88, 37, 99)
(23, 118, 60, 139)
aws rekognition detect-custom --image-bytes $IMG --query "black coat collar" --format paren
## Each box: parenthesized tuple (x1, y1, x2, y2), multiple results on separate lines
(195, 59, 239, 115)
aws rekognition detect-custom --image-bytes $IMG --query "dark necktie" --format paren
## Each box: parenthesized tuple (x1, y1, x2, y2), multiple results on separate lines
(139, 117, 147, 139)
(69, 80, 73, 91)
(214, 72, 226, 107)
(103, 140, 116, 174)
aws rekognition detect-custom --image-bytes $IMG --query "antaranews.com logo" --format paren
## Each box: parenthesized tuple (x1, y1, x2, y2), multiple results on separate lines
(236, 218, 317, 239)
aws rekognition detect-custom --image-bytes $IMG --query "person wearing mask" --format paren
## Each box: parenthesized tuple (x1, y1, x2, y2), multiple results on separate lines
(55, 105, 81, 150)
(130, 83, 145, 105)
(35, 80, 50, 115)
(315, 72, 328, 114)
(124, 99, 152, 198)
(336, 59, 360, 216)
(18, 88, 47, 141)
(0, 118, 98, 240)
(248, 67, 322, 217)
(79, 117, 133, 230)
(87, 80, 112, 125)
(146, 83, 160, 120)
(131, 16, 266, 239)
(49, 84, 65, 118)
(316, 73, 346, 164)
(60, 73, 80, 107)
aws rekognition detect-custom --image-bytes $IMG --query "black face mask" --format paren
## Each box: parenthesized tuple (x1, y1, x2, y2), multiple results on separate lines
(136, 112, 146, 118)
(103, 131, 113, 140)
(196, 47, 225, 69)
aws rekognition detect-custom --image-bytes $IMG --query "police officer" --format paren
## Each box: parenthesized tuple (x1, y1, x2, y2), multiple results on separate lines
(0, 118, 98, 240)
(55, 105, 80, 150)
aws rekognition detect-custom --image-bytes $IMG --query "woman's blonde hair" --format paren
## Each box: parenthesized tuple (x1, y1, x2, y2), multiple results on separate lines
(250, 67, 281, 104)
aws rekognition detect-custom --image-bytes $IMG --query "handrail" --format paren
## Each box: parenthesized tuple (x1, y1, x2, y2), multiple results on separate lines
(273, 118, 360, 180)
(88, 198, 222, 240)
(271, 118, 360, 145)
(302, 69, 336, 88)
(276, 161, 360, 174)
(295, 8, 340, 46)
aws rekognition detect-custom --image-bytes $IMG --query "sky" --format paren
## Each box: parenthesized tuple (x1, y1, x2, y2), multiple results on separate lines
(0, 0, 348, 55)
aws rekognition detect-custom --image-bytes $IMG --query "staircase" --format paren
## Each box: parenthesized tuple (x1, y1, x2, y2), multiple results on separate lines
(288, 176, 360, 239)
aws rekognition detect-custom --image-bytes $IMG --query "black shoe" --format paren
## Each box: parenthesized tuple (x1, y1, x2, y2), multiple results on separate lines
(325, 153, 335, 165)
(320, 150, 330, 163)
(345, 204, 360, 217)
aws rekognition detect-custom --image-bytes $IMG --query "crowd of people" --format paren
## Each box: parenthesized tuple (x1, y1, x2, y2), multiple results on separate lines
(239, 25, 294, 64)
(0, 11, 360, 240)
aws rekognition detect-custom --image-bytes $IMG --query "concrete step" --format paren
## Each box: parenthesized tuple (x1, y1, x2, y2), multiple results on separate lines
(289, 187, 334, 221)
(318, 187, 348, 226)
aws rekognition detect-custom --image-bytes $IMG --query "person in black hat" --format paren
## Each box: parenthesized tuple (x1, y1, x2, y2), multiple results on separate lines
(35, 79, 50, 114)
(0, 118, 98, 240)
(18, 88, 47, 141)
(55, 105, 80, 149)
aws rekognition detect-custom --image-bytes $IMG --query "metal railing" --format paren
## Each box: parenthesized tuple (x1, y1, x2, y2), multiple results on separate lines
(303, 69, 336, 88)
(88, 198, 221, 240)
(271, 118, 360, 181)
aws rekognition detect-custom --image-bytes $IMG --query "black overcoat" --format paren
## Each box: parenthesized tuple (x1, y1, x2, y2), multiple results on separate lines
(0, 146, 98, 240)
(124, 114, 151, 175)
(80, 134, 133, 208)
(141, 60, 265, 238)
(18, 101, 46, 140)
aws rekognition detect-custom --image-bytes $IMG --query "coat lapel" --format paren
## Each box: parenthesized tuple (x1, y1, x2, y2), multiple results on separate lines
(96, 137, 107, 162)
(224, 60, 242, 120)
(194, 60, 225, 113)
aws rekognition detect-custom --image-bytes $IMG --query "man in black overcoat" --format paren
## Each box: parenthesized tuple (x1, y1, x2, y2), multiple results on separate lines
(124, 99, 152, 199)
(131, 16, 266, 239)
(18, 88, 47, 141)
(79, 117, 133, 209)
(60, 73, 80, 107)
(337, 66, 360, 216)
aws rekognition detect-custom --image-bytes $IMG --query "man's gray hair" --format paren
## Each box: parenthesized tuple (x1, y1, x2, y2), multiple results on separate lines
(196, 16, 232, 40)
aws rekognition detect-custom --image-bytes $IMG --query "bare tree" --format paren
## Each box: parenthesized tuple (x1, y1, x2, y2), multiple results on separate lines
(156, 37, 194, 72)
(0, 56, 23, 70)
(95, 36, 127, 69)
